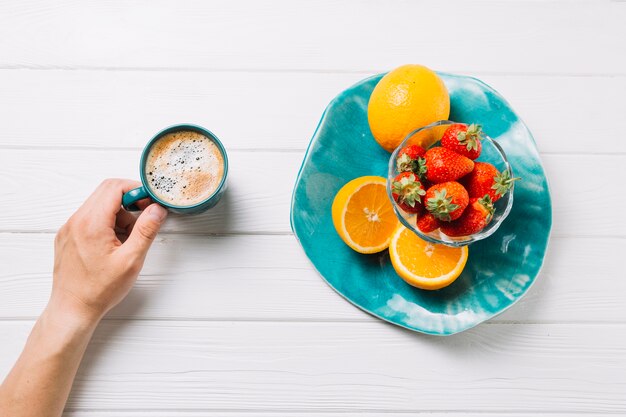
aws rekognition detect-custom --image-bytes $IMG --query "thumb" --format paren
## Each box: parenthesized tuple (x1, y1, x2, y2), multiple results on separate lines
(124, 203, 168, 257)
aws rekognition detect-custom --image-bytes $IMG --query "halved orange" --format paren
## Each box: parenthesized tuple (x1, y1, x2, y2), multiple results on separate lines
(332, 176, 398, 254)
(389, 224, 468, 290)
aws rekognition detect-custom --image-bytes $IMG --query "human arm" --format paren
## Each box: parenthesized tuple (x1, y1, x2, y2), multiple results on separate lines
(0, 179, 168, 417)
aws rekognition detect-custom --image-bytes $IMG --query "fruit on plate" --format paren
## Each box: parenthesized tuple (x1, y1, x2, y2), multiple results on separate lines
(332, 176, 399, 254)
(425, 181, 469, 221)
(423, 147, 474, 183)
(440, 196, 495, 237)
(416, 212, 441, 233)
(396, 144, 426, 175)
(441, 123, 483, 160)
(391, 172, 426, 214)
(368, 64, 450, 152)
(389, 224, 468, 290)
(462, 161, 518, 202)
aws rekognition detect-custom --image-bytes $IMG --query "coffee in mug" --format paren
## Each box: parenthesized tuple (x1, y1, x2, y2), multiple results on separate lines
(144, 131, 225, 207)
(122, 124, 228, 214)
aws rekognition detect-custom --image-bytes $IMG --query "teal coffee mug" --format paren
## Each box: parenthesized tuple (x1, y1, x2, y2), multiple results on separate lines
(122, 124, 228, 214)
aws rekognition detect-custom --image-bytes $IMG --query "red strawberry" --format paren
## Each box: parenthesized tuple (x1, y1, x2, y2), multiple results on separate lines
(416, 213, 441, 233)
(440, 196, 495, 237)
(425, 181, 469, 221)
(462, 162, 519, 202)
(396, 144, 426, 177)
(441, 123, 483, 160)
(391, 172, 426, 214)
(424, 147, 474, 184)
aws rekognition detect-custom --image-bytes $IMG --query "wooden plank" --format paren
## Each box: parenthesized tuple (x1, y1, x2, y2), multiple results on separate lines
(0, 1, 623, 74)
(0, 70, 340, 151)
(0, 149, 300, 234)
(0, 321, 624, 412)
(0, 233, 623, 323)
(0, 233, 360, 321)
(543, 154, 626, 237)
(478, 74, 624, 155)
(0, 149, 624, 236)
(0, 70, 622, 153)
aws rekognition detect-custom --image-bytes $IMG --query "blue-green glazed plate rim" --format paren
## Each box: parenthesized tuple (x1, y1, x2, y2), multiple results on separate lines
(290, 72, 552, 335)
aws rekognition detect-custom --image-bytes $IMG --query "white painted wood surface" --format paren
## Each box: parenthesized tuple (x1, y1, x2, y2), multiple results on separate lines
(2, 321, 625, 412)
(1, 0, 625, 415)
(0, 71, 623, 153)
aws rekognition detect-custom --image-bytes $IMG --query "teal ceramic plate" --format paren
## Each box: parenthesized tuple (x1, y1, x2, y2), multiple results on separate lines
(290, 73, 552, 335)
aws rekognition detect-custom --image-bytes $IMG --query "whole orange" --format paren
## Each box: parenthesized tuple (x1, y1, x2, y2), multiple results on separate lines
(368, 64, 450, 152)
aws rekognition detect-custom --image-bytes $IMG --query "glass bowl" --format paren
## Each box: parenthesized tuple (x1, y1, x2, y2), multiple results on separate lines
(386, 120, 515, 247)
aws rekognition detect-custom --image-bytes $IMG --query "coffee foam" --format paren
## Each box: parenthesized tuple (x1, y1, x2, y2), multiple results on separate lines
(145, 131, 224, 206)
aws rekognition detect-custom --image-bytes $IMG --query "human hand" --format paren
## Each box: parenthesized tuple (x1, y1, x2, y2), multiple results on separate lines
(1, 179, 167, 417)
(49, 179, 168, 327)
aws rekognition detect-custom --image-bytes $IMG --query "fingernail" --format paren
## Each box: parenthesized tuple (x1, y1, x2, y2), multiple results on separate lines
(146, 204, 168, 223)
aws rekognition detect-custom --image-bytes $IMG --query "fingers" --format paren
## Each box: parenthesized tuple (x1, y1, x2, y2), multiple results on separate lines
(77, 179, 144, 228)
(86, 178, 143, 214)
(120, 203, 168, 259)
(116, 208, 137, 229)
(133, 198, 153, 212)
(115, 209, 138, 240)
(104, 178, 152, 212)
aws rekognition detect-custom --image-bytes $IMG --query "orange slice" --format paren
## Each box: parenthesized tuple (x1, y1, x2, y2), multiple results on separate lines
(332, 176, 399, 254)
(389, 224, 468, 290)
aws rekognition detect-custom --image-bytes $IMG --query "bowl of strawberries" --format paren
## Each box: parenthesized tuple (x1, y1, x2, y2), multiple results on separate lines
(387, 120, 518, 247)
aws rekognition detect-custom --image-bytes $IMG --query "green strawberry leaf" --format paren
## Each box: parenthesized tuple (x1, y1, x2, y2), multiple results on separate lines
(492, 169, 521, 197)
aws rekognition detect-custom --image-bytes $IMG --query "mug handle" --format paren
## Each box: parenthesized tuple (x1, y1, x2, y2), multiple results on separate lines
(122, 186, 150, 211)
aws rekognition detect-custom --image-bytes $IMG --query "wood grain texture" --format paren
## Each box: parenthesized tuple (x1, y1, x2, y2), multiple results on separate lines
(0, 149, 624, 236)
(0, 0, 624, 74)
(1, 1, 624, 415)
(1, 233, 624, 323)
(0, 70, 622, 153)
(0, 321, 624, 413)
(0, 149, 300, 234)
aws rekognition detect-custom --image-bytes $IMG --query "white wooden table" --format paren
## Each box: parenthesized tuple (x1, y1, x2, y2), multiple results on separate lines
(1, 1, 625, 415)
